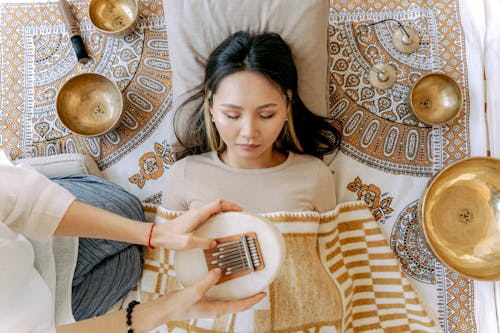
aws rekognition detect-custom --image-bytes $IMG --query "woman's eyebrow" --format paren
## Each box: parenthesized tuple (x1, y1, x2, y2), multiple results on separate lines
(257, 103, 278, 109)
(220, 103, 243, 109)
(219, 103, 278, 110)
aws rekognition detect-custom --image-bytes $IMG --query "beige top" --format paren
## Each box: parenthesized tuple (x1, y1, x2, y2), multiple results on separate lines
(161, 151, 336, 213)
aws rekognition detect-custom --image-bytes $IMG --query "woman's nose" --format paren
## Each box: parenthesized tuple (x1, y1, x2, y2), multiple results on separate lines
(240, 117, 258, 137)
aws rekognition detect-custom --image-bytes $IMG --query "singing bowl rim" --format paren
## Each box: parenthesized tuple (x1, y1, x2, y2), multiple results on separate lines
(409, 72, 463, 126)
(419, 156, 500, 281)
(88, 0, 139, 37)
(56, 72, 124, 137)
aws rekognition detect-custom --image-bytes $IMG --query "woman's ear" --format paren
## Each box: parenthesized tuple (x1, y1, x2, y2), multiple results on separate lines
(209, 107, 215, 122)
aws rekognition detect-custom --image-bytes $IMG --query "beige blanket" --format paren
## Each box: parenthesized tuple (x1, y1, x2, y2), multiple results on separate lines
(125, 201, 441, 333)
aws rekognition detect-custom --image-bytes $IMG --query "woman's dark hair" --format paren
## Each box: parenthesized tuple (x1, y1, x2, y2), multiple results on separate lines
(174, 31, 341, 158)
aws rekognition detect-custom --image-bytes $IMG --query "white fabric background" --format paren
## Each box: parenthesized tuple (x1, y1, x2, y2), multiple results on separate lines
(483, 1, 500, 332)
(458, 1, 499, 332)
(484, 0, 500, 158)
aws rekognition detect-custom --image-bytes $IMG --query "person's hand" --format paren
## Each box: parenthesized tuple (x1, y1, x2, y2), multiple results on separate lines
(160, 268, 266, 321)
(152, 199, 243, 250)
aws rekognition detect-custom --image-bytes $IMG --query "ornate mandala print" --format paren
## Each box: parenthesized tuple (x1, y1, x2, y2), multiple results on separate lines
(390, 200, 436, 284)
(0, 0, 171, 171)
(328, 4, 469, 177)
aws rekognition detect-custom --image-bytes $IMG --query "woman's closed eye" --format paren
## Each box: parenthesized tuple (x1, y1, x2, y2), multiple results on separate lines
(223, 112, 240, 119)
(221, 112, 275, 120)
(259, 112, 275, 119)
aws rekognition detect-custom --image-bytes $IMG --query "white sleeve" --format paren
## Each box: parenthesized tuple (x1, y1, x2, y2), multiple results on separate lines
(313, 161, 336, 213)
(0, 166, 75, 241)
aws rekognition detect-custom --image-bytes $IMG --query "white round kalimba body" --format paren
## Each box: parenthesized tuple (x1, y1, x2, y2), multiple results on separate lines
(174, 212, 286, 300)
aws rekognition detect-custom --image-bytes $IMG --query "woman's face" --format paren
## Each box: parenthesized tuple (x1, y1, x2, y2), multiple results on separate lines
(210, 71, 288, 169)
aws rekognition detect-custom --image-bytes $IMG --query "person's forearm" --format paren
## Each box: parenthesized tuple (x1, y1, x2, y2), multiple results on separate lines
(56, 268, 265, 333)
(57, 297, 168, 333)
(54, 201, 152, 245)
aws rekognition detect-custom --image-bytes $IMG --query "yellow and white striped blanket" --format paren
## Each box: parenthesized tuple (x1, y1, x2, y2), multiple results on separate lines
(126, 201, 441, 333)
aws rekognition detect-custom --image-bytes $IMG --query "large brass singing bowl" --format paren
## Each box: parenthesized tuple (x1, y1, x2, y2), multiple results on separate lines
(89, 0, 138, 37)
(418, 157, 500, 280)
(409, 73, 463, 125)
(56, 73, 123, 137)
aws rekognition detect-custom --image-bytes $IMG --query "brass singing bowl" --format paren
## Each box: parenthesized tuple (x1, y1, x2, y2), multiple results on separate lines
(409, 73, 463, 125)
(89, 0, 138, 37)
(56, 73, 124, 137)
(418, 157, 500, 280)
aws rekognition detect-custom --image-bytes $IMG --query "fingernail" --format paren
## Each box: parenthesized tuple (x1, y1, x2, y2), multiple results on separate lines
(213, 268, 221, 274)
(211, 240, 218, 248)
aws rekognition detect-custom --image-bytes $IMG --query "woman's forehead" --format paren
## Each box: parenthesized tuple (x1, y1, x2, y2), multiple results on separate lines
(214, 71, 285, 102)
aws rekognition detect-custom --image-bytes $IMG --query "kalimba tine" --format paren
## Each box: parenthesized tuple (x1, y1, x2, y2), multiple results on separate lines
(204, 232, 265, 284)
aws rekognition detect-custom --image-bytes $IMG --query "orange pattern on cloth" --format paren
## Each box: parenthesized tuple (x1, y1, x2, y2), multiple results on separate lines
(125, 203, 441, 333)
(327, 1, 476, 332)
(0, 0, 171, 203)
(0, 1, 479, 331)
(328, 1, 470, 177)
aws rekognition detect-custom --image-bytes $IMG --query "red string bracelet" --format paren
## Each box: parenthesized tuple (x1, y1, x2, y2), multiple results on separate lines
(147, 223, 156, 249)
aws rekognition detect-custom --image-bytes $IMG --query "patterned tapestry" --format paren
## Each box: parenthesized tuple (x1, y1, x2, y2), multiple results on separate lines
(327, 1, 477, 332)
(0, 0, 172, 205)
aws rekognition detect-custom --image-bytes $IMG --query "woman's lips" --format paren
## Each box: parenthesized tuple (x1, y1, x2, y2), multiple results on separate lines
(238, 144, 260, 150)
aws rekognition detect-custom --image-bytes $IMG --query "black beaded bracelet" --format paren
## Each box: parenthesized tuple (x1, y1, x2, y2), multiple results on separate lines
(126, 300, 140, 333)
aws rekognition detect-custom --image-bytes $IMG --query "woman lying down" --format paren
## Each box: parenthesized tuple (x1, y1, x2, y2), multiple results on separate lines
(154, 31, 441, 333)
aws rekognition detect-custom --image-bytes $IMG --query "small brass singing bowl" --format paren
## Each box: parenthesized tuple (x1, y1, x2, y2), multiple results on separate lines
(409, 73, 463, 125)
(89, 0, 138, 37)
(418, 156, 500, 281)
(56, 73, 124, 137)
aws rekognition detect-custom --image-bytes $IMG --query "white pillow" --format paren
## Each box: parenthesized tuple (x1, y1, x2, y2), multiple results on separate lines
(164, 0, 330, 149)
(13, 153, 101, 177)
